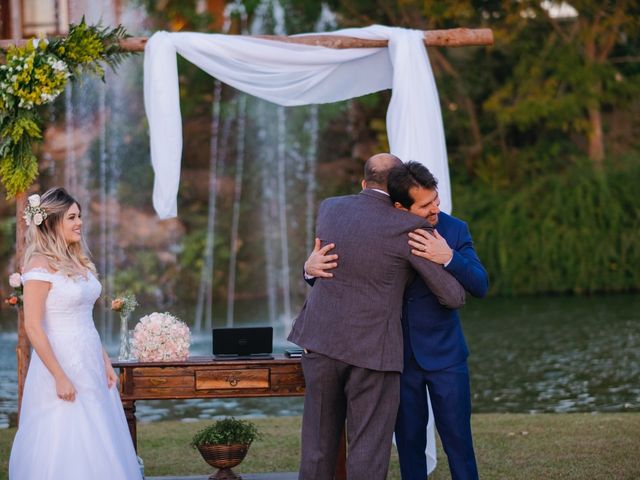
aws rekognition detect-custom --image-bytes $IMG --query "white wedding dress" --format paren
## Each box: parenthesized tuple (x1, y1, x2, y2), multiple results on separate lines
(9, 268, 142, 480)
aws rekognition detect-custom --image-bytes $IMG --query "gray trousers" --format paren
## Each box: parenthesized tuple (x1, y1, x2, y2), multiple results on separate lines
(298, 351, 400, 480)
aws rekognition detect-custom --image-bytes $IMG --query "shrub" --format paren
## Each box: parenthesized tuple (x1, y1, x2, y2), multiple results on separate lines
(190, 417, 261, 447)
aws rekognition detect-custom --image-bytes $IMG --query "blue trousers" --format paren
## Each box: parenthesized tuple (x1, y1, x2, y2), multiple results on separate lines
(395, 355, 479, 480)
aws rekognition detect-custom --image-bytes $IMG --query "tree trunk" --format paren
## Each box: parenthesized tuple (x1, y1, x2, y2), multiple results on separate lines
(588, 103, 605, 168)
(584, 27, 605, 169)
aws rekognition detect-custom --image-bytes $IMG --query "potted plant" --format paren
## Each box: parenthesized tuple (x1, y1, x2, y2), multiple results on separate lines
(191, 417, 261, 480)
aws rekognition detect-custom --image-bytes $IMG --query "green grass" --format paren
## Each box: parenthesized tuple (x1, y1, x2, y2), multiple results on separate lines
(2, 414, 640, 479)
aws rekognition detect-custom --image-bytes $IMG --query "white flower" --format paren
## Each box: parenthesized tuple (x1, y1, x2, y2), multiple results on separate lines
(9, 273, 22, 288)
(40, 93, 58, 103)
(30, 38, 47, 48)
(18, 98, 33, 109)
(33, 213, 44, 225)
(28, 194, 41, 207)
(50, 60, 67, 73)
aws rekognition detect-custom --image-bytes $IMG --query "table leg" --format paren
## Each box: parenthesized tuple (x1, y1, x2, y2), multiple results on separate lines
(123, 400, 138, 452)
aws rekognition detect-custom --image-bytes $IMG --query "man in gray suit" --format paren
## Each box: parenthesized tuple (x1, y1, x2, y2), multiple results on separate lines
(288, 153, 465, 480)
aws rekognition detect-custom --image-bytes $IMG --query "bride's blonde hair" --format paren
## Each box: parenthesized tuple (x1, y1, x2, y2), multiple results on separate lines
(23, 187, 96, 277)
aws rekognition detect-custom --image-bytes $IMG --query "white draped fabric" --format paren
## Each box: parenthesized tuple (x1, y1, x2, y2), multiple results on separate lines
(144, 25, 451, 220)
(144, 24, 447, 473)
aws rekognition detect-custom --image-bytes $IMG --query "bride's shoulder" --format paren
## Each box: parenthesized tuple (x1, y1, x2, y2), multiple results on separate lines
(24, 255, 55, 274)
(22, 256, 57, 284)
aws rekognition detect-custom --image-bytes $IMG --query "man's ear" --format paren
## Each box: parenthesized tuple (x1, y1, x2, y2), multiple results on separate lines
(361, 179, 367, 190)
(394, 201, 408, 211)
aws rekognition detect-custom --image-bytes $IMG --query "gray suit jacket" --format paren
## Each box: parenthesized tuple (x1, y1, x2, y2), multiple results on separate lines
(288, 189, 465, 372)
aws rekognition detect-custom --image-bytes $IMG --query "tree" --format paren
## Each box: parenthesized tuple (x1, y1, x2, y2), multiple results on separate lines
(329, 1, 640, 180)
(485, 0, 640, 168)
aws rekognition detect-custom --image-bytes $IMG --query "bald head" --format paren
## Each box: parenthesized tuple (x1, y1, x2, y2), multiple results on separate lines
(363, 153, 403, 191)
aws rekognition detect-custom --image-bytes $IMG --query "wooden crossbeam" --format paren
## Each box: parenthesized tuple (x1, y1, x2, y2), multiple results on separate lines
(0, 28, 493, 51)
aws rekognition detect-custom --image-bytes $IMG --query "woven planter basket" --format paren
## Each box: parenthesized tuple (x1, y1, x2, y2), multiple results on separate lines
(197, 443, 249, 469)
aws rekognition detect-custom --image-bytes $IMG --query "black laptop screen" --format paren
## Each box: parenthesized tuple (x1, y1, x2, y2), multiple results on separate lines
(212, 327, 273, 356)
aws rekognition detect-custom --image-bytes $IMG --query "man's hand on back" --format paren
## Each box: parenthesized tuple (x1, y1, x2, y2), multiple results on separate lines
(304, 238, 339, 278)
(408, 229, 453, 265)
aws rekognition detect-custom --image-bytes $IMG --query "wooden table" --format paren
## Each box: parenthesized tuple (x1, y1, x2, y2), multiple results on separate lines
(113, 355, 346, 479)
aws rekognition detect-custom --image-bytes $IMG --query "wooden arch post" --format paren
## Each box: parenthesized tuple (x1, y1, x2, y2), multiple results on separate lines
(8, 26, 493, 421)
(14, 192, 27, 419)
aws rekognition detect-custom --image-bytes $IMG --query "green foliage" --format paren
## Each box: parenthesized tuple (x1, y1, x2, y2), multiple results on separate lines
(190, 417, 261, 447)
(137, 0, 214, 31)
(0, 41, 70, 110)
(0, 108, 40, 196)
(49, 19, 131, 80)
(0, 18, 134, 198)
(482, 1, 640, 162)
(326, 0, 640, 180)
(111, 249, 179, 304)
(0, 216, 15, 260)
(455, 157, 640, 295)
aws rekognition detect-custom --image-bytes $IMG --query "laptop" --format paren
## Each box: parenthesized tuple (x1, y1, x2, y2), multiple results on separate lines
(212, 327, 274, 360)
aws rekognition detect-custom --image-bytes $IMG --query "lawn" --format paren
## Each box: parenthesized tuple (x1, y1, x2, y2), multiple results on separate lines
(2, 413, 639, 479)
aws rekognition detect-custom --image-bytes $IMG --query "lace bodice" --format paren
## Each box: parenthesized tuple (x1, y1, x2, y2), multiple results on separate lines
(22, 267, 102, 334)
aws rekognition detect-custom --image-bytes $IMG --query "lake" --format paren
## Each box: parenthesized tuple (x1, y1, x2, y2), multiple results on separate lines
(0, 294, 638, 428)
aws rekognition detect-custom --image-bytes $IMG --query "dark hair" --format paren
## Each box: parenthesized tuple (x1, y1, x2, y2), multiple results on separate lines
(387, 161, 438, 209)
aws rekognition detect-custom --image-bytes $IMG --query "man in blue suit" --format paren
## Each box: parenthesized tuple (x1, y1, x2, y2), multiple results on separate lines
(305, 161, 488, 480)
(388, 161, 488, 480)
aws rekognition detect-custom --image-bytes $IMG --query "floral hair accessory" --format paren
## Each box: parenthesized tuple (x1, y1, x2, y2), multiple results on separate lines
(23, 194, 48, 226)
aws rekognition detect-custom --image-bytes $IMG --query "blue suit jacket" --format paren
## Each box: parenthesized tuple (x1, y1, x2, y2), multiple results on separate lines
(403, 212, 488, 371)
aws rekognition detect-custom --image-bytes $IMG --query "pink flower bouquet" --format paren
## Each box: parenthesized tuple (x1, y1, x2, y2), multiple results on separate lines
(4, 272, 23, 307)
(131, 312, 191, 362)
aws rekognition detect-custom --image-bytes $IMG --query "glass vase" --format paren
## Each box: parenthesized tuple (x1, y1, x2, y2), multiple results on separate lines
(118, 312, 131, 361)
(128, 329, 137, 360)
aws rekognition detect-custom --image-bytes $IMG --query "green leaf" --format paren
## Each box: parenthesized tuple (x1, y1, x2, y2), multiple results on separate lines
(191, 417, 262, 447)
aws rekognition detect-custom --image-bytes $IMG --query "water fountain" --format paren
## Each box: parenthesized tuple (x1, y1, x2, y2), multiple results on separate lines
(194, 80, 222, 333)
(226, 95, 247, 327)
(193, 0, 325, 335)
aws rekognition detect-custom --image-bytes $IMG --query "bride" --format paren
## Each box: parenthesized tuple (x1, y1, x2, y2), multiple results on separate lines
(9, 187, 142, 479)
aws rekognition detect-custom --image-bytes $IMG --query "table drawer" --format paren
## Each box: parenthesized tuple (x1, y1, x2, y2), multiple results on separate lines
(134, 376, 194, 389)
(195, 368, 270, 390)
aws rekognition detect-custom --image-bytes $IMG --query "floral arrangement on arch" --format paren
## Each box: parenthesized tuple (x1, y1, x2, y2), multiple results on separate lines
(4, 272, 23, 307)
(0, 18, 133, 198)
(131, 312, 191, 362)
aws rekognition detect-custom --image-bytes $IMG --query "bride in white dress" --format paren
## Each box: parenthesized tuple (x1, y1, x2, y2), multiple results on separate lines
(9, 187, 142, 480)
